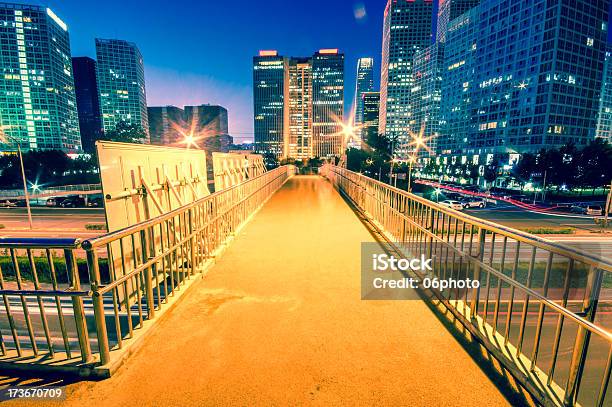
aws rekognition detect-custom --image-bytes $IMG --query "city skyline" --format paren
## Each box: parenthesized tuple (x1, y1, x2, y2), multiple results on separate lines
(16, 0, 388, 143)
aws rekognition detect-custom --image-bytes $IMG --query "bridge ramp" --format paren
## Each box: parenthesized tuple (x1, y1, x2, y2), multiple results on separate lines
(27, 176, 516, 406)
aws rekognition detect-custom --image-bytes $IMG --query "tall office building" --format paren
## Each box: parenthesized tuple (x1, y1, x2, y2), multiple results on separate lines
(0, 3, 81, 152)
(379, 0, 435, 159)
(436, 0, 480, 43)
(361, 91, 380, 145)
(253, 51, 287, 157)
(253, 49, 344, 159)
(596, 46, 612, 141)
(95, 38, 148, 141)
(468, 0, 609, 155)
(352, 57, 374, 146)
(411, 43, 444, 157)
(312, 49, 344, 157)
(72, 57, 102, 153)
(438, 7, 478, 156)
(287, 57, 312, 159)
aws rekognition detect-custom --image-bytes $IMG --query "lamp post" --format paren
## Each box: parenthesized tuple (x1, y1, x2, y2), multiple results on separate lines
(1, 135, 33, 229)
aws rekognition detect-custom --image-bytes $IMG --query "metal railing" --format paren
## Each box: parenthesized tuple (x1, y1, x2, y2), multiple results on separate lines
(0, 166, 292, 372)
(322, 165, 611, 407)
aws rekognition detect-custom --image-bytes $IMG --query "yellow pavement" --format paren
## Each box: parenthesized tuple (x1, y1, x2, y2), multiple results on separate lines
(21, 176, 517, 406)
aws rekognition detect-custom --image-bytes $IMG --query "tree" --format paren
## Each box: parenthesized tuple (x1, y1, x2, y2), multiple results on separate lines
(512, 152, 537, 189)
(101, 121, 147, 144)
(466, 163, 480, 184)
(483, 163, 499, 187)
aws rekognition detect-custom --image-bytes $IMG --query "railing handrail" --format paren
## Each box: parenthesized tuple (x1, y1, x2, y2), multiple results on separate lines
(331, 166, 612, 273)
(0, 237, 81, 249)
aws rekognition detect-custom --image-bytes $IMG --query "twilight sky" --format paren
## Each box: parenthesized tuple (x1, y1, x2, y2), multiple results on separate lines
(31, 0, 395, 142)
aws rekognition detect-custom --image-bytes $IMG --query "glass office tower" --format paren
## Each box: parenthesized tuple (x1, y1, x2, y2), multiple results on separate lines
(312, 49, 344, 158)
(411, 43, 444, 157)
(95, 38, 148, 141)
(361, 91, 380, 145)
(253, 50, 287, 158)
(0, 2, 81, 152)
(353, 57, 374, 146)
(596, 45, 612, 142)
(72, 56, 102, 153)
(379, 0, 434, 159)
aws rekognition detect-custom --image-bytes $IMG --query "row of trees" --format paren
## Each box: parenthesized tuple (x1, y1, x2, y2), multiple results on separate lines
(511, 139, 612, 191)
(0, 121, 147, 188)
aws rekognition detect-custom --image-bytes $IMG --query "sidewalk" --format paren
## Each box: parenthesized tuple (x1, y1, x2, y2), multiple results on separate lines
(11, 176, 518, 406)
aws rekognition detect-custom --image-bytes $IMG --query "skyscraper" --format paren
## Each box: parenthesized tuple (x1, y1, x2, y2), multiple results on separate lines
(353, 57, 374, 146)
(361, 91, 380, 145)
(95, 38, 148, 141)
(253, 51, 288, 158)
(0, 3, 81, 152)
(312, 49, 344, 158)
(596, 46, 612, 142)
(469, 0, 608, 155)
(287, 57, 312, 159)
(438, 7, 478, 156)
(253, 49, 344, 159)
(436, 0, 480, 43)
(379, 0, 435, 159)
(411, 43, 444, 157)
(72, 57, 102, 153)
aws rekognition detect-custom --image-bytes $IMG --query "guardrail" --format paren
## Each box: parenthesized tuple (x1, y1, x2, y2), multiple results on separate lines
(0, 166, 293, 375)
(322, 165, 611, 407)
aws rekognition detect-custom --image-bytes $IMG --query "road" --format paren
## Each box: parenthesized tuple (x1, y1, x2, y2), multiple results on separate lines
(0, 208, 106, 238)
(463, 202, 601, 230)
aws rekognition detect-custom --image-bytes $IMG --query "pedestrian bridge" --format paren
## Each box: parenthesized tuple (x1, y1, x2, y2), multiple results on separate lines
(0, 166, 610, 406)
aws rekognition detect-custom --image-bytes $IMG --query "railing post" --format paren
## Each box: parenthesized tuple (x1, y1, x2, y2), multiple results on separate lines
(470, 228, 486, 318)
(140, 229, 156, 319)
(563, 266, 603, 406)
(85, 247, 110, 365)
(425, 208, 435, 261)
(65, 248, 92, 363)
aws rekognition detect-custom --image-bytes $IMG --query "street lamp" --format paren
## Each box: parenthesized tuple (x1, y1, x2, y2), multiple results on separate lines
(0, 132, 33, 229)
(407, 135, 425, 193)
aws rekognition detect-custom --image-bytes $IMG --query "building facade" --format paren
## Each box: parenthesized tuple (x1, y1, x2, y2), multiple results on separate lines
(411, 43, 444, 157)
(95, 38, 148, 141)
(287, 57, 312, 159)
(379, 0, 434, 159)
(72, 57, 102, 153)
(438, 7, 478, 156)
(468, 0, 608, 155)
(253, 51, 287, 158)
(0, 3, 80, 152)
(147, 105, 185, 146)
(148, 104, 231, 151)
(436, 0, 480, 43)
(312, 49, 344, 158)
(353, 57, 374, 146)
(596, 45, 612, 141)
(361, 91, 380, 146)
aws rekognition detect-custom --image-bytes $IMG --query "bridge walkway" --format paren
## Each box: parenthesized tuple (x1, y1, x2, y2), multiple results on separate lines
(16, 175, 524, 406)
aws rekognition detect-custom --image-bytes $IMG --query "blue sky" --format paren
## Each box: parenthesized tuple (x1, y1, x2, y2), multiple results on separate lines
(32, 0, 392, 142)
